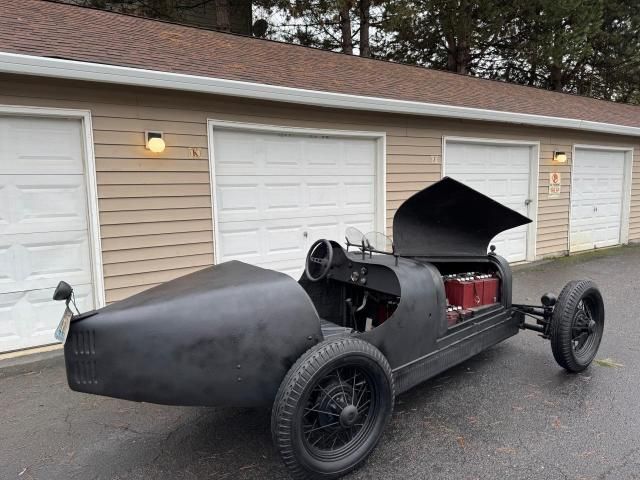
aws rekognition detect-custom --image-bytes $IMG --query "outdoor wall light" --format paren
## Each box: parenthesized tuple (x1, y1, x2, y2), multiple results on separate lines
(145, 131, 166, 153)
(553, 151, 567, 163)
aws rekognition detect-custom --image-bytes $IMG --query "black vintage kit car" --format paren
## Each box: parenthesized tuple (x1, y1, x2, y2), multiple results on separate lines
(53, 177, 605, 479)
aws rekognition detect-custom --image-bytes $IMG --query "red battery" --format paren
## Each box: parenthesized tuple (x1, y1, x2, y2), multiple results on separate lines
(445, 277, 482, 309)
(472, 278, 484, 305)
(482, 277, 500, 304)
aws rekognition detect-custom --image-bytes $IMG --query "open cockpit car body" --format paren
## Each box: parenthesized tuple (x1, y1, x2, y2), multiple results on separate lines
(55, 177, 605, 479)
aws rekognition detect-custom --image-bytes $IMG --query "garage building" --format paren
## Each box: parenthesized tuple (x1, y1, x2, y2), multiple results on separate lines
(1, 0, 639, 353)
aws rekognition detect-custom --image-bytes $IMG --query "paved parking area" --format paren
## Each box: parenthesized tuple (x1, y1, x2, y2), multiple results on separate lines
(2, 246, 640, 479)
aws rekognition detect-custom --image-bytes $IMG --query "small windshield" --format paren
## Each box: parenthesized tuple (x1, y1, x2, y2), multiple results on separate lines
(364, 231, 394, 253)
(345, 227, 366, 246)
(346, 227, 394, 253)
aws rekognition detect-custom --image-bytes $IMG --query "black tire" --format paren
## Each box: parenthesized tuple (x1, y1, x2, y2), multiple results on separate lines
(271, 338, 394, 480)
(550, 280, 605, 373)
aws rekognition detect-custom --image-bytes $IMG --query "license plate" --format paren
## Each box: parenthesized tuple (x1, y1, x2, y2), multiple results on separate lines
(54, 306, 73, 345)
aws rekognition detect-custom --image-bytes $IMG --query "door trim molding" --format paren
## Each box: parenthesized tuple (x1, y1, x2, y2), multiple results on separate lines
(0, 104, 105, 309)
(206, 119, 386, 265)
(442, 136, 540, 262)
(569, 144, 634, 252)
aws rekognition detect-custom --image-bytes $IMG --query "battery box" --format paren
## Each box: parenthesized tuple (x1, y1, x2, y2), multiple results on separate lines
(444, 273, 501, 326)
(482, 277, 500, 304)
(445, 276, 483, 309)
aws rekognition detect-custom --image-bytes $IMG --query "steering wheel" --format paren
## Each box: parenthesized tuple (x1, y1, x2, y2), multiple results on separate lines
(305, 239, 334, 282)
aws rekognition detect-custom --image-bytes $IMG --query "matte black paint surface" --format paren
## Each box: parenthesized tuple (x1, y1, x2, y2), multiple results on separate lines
(393, 177, 532, 257)
(65, 261, 322, 407)
(310, 251, 519, 394)
(63, 177, 533, 408)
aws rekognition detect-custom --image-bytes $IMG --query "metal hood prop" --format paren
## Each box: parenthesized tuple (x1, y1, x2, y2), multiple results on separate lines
(393, 177, 532, 257)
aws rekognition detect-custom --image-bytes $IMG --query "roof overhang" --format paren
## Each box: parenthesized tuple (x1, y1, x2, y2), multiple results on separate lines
(1, 51, 639, 137)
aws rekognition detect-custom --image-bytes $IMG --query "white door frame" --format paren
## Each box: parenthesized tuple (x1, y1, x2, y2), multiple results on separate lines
(442, 136, 540, 262)
(569, 144, 634, 252)
(0, 104, 105, 308)
(206, 119, 386, 264)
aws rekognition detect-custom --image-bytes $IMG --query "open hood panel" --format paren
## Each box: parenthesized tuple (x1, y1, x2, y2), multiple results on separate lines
(393, 177, 532, 257)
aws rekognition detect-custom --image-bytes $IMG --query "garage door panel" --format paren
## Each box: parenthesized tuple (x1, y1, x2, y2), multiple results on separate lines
(0, 117, 84, 175)
(266, 183, 303, 211)
(0, 230, 92, 294)
(265, 137, 303, 166)
(445, 142, 532, 262)
(570, 149, 625, 252)
(216, 163, 373, 177)
(216, 175, 375, 222)
(345, 141, 376, 167)
(0, 175, 88, 234)
(214, 131, 375, 176)
(0, 283, 93, 352)
(214, 128, 378, 277)
(217, 214, 375, 277)
(0, 116, 94, 352)
(217, 226, 262, 260)
(218, 219, 305, 265)
(306, 140, 337, 166)
(216, 183, 258, 216)
(343, 181, 375, 208)
(307, 183, 339, 209)
(0, 243, 12, 286)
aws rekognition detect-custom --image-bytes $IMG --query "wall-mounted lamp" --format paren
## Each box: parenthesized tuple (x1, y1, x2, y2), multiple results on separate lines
(145, 131, 165, 153)
(553, 151, 567, 163)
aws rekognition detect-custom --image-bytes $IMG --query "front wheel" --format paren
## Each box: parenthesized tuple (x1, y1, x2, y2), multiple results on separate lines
(550, 280, 605, 373)
(271, 338, 394, 479)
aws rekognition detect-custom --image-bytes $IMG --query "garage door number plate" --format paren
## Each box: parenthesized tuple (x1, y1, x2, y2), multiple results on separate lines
(54, 307, 73, 345)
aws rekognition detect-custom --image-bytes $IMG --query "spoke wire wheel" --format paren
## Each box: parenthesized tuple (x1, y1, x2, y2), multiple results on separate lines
(272, 338, 394, 479)
(550, 280, 605, 373)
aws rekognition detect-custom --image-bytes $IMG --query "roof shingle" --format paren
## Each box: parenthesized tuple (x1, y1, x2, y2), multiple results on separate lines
(1, 0, 639, 129)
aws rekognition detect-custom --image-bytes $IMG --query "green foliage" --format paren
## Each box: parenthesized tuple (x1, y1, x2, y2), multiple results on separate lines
(255, 1, 383, 56)
(382, 0, 519, 74)
(259, 0, 640, 103)
(502, 0, 604, 91)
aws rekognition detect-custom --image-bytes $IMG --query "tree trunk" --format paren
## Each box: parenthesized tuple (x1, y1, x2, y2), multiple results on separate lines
(445, 43, 470, 74)
(456, 40, 470, 74)
(549, 64, 563, 91)
(339, 1, 354, 55)
(528, 63, 537, 86)
(214, 0, 231, 32)
(444, 31, 457, 72)
(358, 0, 371, 58)
(229, 0, 252, 35)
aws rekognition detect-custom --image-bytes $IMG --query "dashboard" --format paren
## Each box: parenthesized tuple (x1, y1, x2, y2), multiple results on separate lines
(328, 248, 401, 297)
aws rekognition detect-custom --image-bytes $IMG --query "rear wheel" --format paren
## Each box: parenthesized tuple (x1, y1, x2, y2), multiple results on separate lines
(550, 280, 604, 372)
(272, 338, 394, 479)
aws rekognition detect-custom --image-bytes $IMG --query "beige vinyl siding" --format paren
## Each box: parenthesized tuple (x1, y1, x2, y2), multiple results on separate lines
(1, 74, 639, 303)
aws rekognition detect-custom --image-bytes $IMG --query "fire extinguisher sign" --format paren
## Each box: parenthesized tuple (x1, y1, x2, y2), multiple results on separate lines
(549, 172, 561, 197)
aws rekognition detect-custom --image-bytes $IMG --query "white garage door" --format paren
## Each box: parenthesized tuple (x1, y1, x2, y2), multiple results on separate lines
(0, 116, 95, 352)
(445, 141, 533, 262)
(570, 148, 626, 252)
(212, 128, 378, 278)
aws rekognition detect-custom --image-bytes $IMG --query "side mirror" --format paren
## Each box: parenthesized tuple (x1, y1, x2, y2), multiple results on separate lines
(53, 281, 73, 302)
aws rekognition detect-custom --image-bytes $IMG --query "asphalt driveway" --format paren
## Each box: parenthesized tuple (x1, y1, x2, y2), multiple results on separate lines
(2, 246, 640, 480)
